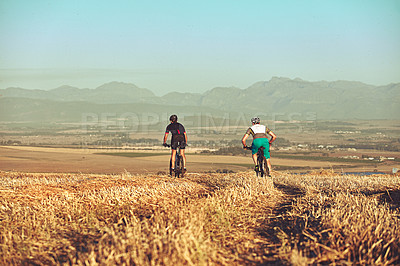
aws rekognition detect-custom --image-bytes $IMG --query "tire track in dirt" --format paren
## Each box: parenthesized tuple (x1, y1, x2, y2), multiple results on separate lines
(254, 182, 308, 265)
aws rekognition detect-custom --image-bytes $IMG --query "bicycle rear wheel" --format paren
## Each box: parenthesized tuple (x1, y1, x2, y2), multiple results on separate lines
(175, 155, 180, 177)
(258, 157, 264, 177)
(179, 156, 185, 177)
(254, 155, 261, 177)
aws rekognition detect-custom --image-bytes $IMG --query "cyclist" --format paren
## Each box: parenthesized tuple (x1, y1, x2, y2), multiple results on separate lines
(163, 114, 187, 173)
(241, 117, 277, 176)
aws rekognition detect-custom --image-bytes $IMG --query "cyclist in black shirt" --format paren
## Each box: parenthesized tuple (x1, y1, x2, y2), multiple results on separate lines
(163, 114, 187, 172)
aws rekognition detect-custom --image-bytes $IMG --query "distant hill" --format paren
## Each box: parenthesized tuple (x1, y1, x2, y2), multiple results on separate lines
(0, 97, 231, 123)
(0, 82, 157, 104)
(1, 77, 399, 120)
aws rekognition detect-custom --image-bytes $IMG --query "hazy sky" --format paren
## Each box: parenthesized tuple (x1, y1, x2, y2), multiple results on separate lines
(1, 0, 399, 95)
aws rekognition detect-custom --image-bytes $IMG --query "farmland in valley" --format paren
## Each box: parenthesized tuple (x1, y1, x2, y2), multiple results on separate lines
(1, 145, 395, 175)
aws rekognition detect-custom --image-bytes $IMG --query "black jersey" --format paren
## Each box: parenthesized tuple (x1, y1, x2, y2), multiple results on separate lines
(165, 122, 186, 136)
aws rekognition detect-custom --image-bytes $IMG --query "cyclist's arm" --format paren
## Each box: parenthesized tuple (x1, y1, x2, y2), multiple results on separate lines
(163, 132, 169, 144)
(241, 133, 250, 147)
(184, 132, 188, 143)
(268, 130, 277, 144)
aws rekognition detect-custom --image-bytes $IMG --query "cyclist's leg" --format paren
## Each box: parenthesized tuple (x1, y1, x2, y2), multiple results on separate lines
(261, 139, 270, 158)
(252, 153, 257, 165)
(171, 149, 177, 169)
(179, 153, 185, 176)
(251, 140, 259, 165)
(266, 158, 272, 175)
(178, 137, 187, 169)
(251, 140, 261, 173)
(261, 140, 271, 175)
(180, 148, 186, 168)
(170, 135, 180, 169)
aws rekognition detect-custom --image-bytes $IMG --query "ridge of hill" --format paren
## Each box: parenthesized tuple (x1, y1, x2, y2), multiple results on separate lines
(1, 77, 399, 120)
(1, 81, 156, 104)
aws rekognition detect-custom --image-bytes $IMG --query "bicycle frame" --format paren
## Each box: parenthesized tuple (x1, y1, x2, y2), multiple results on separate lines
(256, 147, 269, 177)
(245, 145, 270, 177)
(165, 144, 184, 178)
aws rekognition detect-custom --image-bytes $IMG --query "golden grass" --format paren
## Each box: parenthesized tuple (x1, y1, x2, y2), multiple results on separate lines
(0, 170, 399, 265)
(0, 171, 280, 265)
(272, 172, 400, 265)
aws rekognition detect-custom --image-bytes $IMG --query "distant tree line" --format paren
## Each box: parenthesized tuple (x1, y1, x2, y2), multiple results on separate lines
(90, 138, 159, 147)
(0, 140, 22, 145)
(336, 142, 400, 152)
(201, 146, 248, 156)
(201, 137, 292, 156)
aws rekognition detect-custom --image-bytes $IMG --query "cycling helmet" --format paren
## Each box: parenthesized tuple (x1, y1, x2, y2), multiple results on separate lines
(251, 117, 260, 124)
(169, 114, 178, 122)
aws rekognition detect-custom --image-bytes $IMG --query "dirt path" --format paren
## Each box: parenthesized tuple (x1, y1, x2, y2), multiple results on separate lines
(245, 181, 307, 264)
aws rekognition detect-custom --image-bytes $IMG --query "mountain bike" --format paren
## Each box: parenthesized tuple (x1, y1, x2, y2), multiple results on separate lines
(244, 145, 270, 177)
(164, 144, 185, 178)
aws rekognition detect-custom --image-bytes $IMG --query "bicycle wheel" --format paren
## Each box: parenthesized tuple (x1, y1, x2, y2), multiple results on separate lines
(179, 156, 185, 178)
(175, 155, 180, 177)
(258, 156, 264, 177)
(254, 155, 260, 177)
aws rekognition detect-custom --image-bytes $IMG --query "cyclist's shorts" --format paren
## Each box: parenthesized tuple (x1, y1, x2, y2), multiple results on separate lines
(251, 138, 270, 159)
(171, 135, 186, 150)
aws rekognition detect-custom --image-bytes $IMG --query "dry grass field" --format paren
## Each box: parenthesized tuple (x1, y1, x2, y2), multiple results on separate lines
(1, 170, 399, 265)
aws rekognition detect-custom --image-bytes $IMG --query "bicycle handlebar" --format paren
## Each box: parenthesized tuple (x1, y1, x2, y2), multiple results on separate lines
(163, 143, 188, 148)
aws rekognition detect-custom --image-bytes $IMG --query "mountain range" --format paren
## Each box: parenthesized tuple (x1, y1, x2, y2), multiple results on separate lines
(0, 77, 399, 121)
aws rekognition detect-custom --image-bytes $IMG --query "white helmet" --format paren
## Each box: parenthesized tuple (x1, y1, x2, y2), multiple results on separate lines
(251, 117, 260, 124)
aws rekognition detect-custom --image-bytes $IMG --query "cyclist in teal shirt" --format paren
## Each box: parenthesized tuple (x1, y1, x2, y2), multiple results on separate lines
(242, 117, 277, 175)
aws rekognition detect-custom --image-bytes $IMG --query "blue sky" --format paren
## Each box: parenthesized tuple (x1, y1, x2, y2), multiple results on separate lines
(0, 0, 399, 94)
